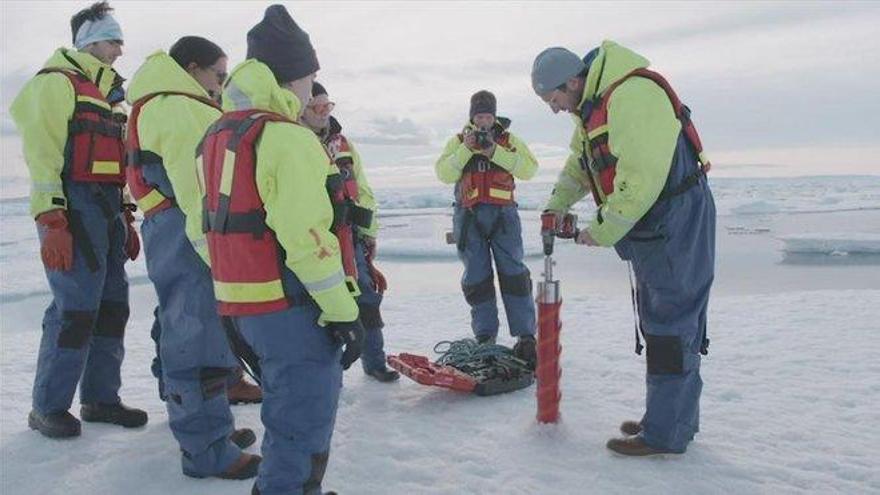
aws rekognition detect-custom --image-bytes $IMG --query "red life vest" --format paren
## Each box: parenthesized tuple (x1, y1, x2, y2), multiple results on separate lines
(457, 132, 516, 208)
(198, 109, 297, 316)
(323, 133, 372, 294)
(126, 91, 220, 217)
(582, 68, 711, 206)
(39, 68, 126, 185)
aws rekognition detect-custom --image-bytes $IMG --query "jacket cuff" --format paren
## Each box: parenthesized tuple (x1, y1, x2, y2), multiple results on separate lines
(30, 189, 67, 219)
(311, 282, 359, 324)
(589, 207, 637, 247)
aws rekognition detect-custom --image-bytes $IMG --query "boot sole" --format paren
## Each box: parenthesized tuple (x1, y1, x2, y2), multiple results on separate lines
(185, 456, 261, 480)
(606, 439, 681, 457)
(366, 371, 401, 383)
(81, 415, 147, 428)
(28, 414, 80, 438)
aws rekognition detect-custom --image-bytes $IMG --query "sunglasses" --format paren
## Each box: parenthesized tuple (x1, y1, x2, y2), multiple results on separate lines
(211, 68, 228, 85)
(308, 101, 335, 115)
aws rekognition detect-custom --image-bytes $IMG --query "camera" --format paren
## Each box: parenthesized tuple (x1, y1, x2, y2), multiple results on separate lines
(473, 129, 493, 149)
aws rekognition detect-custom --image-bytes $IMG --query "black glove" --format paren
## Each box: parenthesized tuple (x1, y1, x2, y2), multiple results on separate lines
(327, 320, 364, 370)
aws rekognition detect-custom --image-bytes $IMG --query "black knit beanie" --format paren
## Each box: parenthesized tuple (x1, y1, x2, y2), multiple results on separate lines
(469, 90, 496, 119)
(246, 4, 319, 83)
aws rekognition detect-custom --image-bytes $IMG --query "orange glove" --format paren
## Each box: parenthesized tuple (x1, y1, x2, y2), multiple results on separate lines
(369, 264, 387, 294)
(123, 208, 140, 261)
(36, 209, 73, 271)
(362, 237, 388, 294)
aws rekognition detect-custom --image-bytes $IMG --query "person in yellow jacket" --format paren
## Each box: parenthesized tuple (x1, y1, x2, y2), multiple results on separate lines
(126, 37, 261, 480)
(532, 40, 715, 455)
(9, 1, 146, 439)
(302, 81, 400, 383)
(435, 91, 539, 367)
(198, 6, 361, 494)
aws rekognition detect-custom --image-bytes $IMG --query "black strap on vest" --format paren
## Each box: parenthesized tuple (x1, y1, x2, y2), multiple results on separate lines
(333, 202, 373, 230)
(203, 204, 267, 240)
(127, 149, 162, 169)
(69, 119, 122, 138)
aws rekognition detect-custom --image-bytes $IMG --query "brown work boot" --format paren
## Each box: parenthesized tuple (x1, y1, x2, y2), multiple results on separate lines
(606, 436, 676, 457)
(228, 373, 262, 405)
(620, 420, 642, 436)
(218, 453, 261, 480)
(184, 453, 261, 480)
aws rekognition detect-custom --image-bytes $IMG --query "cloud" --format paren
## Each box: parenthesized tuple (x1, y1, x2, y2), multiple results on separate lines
(626, 2, 877, 48)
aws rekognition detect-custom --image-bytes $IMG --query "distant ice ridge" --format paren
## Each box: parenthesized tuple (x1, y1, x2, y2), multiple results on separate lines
(779, 233, 880, 255)
(375, 175, 880, 216)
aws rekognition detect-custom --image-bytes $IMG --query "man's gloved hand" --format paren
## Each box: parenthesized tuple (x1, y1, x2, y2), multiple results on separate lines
(36, 209, 74, 271)
(327, 319, 364, 370)
(369, 265, 388, 294)
(123, 206, 140, 261)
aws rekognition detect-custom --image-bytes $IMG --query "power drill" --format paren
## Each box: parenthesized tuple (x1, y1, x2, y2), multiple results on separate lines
(540, 212, 579, 256)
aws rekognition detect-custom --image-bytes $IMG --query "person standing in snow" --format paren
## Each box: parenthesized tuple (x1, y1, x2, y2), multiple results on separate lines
(302, 81, 400, 383)
(199, 5, 363, 494)
(435, 91, 539, 367)
(532, 40, 716, 456)
(126, 36, 261, 480)
(9, 1, 147, 439)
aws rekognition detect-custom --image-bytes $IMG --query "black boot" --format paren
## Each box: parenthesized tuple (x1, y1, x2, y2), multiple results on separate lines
(28, 409, 81, 438)
(81, 402, 148, 428)
(513, 335, 537, 370)
(230, 428, 257, 449)
(366, 367, 400, 383)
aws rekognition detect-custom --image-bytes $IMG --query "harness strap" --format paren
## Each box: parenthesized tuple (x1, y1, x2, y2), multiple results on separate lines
(67, 209, 100, 273)
(221, 317, 263, 385)
(627, 262, 644, 355)
(333, 202, 373, 229)
(657, 169, 705, 202)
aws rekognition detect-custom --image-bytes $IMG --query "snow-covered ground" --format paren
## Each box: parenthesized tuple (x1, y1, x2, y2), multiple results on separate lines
(2, 175, 880, 494)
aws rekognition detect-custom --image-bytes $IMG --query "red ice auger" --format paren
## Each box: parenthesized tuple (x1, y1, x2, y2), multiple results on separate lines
(536, 212, 578, 423)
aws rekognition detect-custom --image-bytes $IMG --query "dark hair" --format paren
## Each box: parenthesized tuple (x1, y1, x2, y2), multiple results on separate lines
(312, 81, 327, 97)
(169, 36, 226, 70)
(70, 2, 114, 44)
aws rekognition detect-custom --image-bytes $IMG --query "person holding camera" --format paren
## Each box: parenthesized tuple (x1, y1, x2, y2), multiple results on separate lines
(435, 90, 539, 367)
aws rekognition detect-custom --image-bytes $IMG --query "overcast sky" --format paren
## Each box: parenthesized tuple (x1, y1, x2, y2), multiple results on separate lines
(2, 0, 879, 179)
